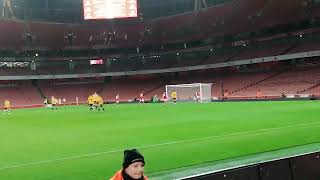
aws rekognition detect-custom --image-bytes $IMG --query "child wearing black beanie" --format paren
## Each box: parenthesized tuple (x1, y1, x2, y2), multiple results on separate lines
(110, 149, 148, 180)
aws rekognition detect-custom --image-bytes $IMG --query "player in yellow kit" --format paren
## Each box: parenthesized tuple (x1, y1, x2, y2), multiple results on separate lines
(88, 94, 95, 111)
(89, 92, 105, 111)
(51, 96, 58, 110)
(4, 100, 11, 114)
(171, 90, 177, 104)
(95, 95, 105, 111)
(92, 92, 99, 110)
(91, 92, 104, 111)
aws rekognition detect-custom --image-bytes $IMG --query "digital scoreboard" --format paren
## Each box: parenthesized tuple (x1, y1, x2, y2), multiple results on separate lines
(83, 0, 138, 20)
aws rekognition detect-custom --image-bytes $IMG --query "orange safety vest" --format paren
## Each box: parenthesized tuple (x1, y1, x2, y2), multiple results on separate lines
(110, 170, 148, 180)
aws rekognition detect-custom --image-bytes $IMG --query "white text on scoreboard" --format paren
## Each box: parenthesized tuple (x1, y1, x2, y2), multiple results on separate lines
(83, 0, 137, 20)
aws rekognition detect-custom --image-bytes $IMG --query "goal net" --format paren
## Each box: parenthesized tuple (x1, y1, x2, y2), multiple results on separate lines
(165, 83, 212, 103)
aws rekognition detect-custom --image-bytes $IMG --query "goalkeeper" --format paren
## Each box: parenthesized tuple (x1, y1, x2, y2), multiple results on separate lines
(171, 90, 177, 104)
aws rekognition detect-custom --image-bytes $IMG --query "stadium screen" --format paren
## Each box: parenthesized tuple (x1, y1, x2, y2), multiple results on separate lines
(83, 0, 138, 20)
(90, 59, 105, 65)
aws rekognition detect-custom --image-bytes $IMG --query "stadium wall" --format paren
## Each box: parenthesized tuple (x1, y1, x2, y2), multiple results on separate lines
(0, 50, 320, 80)
(182, 151, 320, 180)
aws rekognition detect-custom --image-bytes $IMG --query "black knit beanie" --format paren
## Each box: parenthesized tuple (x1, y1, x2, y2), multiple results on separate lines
(122, 149, 145, 169)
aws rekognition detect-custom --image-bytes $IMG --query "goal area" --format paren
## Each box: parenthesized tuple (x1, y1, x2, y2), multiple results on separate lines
(165, 83, 212, 103)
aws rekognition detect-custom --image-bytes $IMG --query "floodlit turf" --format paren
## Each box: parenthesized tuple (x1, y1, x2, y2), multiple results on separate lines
(0, 101, 320, 180)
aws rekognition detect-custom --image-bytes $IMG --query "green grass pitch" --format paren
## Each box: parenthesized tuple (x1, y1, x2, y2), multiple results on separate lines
(0, 101, 320, 180)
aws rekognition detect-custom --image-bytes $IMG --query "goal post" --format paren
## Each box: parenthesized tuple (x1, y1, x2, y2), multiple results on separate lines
(165, 83, 212, 103)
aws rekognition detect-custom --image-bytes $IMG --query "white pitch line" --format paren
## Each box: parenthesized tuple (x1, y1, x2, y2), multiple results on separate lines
(0, 121, 320, 171)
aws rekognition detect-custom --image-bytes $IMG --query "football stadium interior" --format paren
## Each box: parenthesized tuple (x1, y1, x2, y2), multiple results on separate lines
(0, 0, 320, 179)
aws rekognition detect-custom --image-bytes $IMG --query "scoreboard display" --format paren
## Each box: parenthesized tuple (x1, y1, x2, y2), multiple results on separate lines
(90, 59, 104, 65)
(83, 0, 138, 20)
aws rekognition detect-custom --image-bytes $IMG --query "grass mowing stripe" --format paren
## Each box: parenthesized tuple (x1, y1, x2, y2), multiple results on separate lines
(1, 121, 319, 171)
